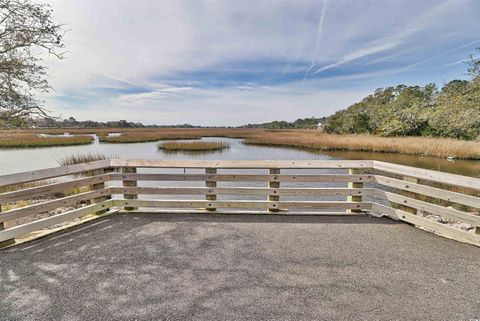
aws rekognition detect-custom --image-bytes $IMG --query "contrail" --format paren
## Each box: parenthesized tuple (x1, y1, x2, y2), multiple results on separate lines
(304, 0, 328, 81)
(403, 38, 480, 70)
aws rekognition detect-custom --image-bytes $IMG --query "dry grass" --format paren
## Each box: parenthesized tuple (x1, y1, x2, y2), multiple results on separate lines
(243, 130, 480, 159)
(158, 141, 230, 151)
(1, 128, 479, 159)
(57, 153, 113, 166)
(98, 128, 255, 143)
(0, 132, 93, 148)
(99, 132, 201, 143)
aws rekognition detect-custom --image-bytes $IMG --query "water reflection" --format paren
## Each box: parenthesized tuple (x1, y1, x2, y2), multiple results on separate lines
(322, 150, 480, 177)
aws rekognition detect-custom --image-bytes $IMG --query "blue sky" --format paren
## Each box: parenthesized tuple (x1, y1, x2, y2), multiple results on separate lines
(44, 0, 480, 125)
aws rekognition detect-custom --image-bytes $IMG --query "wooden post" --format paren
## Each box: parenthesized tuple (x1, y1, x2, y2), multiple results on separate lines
(91, 169, 110, 215)
(0, 205, 15, 248)
(205, 168, 217, 212)
(268, 168, 280, 212)
(348, 169, 363, 213)
(476, 226, 480, 235)
(399, 176, 418, 215)
(122, 167, 137, 211)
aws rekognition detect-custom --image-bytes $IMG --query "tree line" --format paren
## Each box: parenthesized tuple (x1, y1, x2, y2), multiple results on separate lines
(242, 117, 326, 129)
(30, 117, 196, 129)
(322, 49, 480, 140)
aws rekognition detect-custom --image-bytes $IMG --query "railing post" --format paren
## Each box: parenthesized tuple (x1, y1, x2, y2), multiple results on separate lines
(205, 168, 217, 212)
(91, 168, 110, 215)
(0, 205, 15, 248)
(348, 169, 363, 213)
(399, 176, 418, 215)
(268, 168, 280, 212)
(122, 167, 137, 211)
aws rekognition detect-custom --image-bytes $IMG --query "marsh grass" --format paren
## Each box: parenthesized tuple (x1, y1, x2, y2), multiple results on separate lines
(99, 131, 202, 143)
(158, 141, 230, 152)
(57, 153, 118, 179)
(57, 153, 115, 166)
(0, 132, 93, 148)
(243, 130, 480, 160)
(2, 128, 480, 159)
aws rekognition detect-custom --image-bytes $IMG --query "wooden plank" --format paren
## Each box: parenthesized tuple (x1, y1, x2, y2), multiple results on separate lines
(399, 176, 418, 215)
(91, 169, 110, 215)
(108, 187, 374, 196)
(0, 200, 114, 243)
(110, 173, 375, 183)
(268, 168, 280, 212)
(374, 175, 480, 209)
(0, 205, 15, 247)
(348, 169, 363, 213)
(0, 189, 110, 223)
(371, 203, 480, 247)
(279, 201, 371, 210)
(117, 209, 363, 216)
(112, 199, 276, 209)
(206, 168, 217, 212)
(0, 160, 110, 187)
(373, 161, 480, 191)
(375, 190, 480, 227)
(110, 159, 374, 169)
(112, 199, 371, 211)
(0, 173, 111, 203)
(122, 167, 137, 211)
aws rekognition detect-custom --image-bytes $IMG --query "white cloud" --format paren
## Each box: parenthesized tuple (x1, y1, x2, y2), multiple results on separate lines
(40, 0, 480, 124)
(313, 0, 462, 74)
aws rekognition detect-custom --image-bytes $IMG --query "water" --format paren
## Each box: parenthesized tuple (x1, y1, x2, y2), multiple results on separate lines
(0, 136, 479, 177)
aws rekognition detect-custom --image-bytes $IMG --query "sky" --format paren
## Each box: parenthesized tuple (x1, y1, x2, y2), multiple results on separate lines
(42, 0, 480, 126)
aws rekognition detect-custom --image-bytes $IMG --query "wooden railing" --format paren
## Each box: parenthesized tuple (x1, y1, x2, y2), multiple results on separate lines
(0, 159, 479, 247)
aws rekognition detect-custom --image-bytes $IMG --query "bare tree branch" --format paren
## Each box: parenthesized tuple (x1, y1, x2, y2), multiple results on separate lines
(0, 0, 66, 127)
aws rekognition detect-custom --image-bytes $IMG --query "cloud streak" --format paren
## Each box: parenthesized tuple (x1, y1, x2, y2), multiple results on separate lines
(42, 0, 480, 124)
(304, 0, 328, 80)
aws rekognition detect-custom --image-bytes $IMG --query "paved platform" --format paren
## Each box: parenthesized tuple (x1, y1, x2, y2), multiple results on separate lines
(1, 213, 479, 321)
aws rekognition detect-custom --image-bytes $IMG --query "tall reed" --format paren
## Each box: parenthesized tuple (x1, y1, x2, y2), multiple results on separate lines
(57, 153, 116, 166)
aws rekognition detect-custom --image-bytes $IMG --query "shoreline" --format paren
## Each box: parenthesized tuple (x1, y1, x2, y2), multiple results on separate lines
(0, 128, 479, 160)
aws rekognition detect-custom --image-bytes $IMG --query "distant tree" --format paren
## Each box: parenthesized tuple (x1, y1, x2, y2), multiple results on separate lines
(0, 0, 66, 127)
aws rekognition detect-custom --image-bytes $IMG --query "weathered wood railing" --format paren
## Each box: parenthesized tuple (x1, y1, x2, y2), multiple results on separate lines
(0, 159, 479, 247)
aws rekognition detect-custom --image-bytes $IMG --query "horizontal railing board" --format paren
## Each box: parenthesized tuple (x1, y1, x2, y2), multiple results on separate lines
(279, 201, 371, 210)
(117, 209, 364, 216)
(110, 159, 374, 169)
(375, 190, 480, 227)
(112, 199, 371, 210)
(113, 199, 277, 209)
(109, 187, 374, 196)
(374, 175, 480, 209)
(110, 173, 375, 183)
(373, 161, 480, 191)
(0, 189, 110, 223)
(0, 173, 112, 203)
(0, 160, 110, 187)
(0, 200, 114, 243)
(371, 203, 480, 246)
